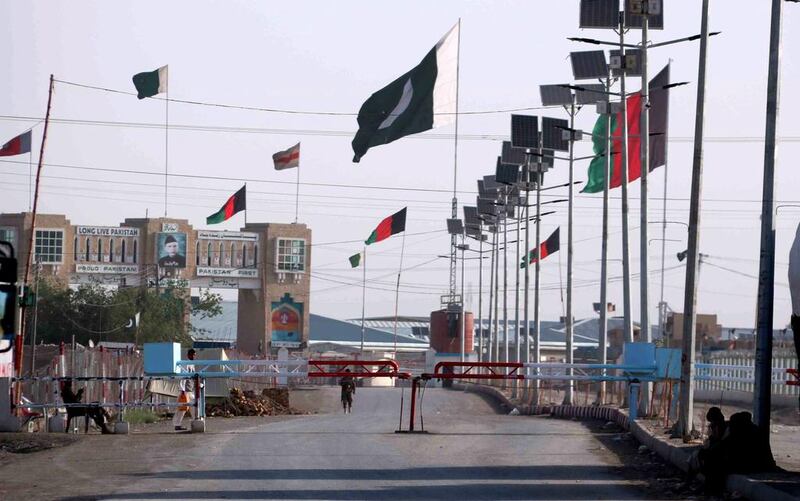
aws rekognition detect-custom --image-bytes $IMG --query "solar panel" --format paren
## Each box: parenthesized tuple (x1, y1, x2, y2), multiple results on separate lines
(575, 84, 606, 105)
(495, 157, 520, 185)
(446, 218, 464, 235)
(541, 117, 569, 152)
(483, 175, 502, 192)
(541, 149, 555, 168)
(579, 0, 620, 29)
(570, 51, 608, 80)
(625, 1, 664, 30)
(510, 115, 539, 149)
(463, 206, 481, 227)
(502, 141, 528, 166)
(465, 226, 482, 238)
(477, 198, 497, 218)
(539, 85, 573, 106)
(610, 49, 641, 76)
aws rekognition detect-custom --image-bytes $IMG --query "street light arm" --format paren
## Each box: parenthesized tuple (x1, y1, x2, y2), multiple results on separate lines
(568, 37, 638, 49)
(649, 31, 721, 49)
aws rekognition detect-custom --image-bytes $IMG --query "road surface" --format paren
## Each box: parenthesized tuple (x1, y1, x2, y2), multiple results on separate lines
(0, 386, 677, 500)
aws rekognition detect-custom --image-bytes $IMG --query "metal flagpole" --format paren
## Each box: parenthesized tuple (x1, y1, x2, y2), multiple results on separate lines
(449, 18, 462, 312)
(393, 231, 407, 359)
(503, 189, 509, 369)
(487, 230, 496, 363)
(164, 66, 169, 218)
(678, 0, 711, 440)
(618, 11, 634, 346)
(513, 195, 521, 397)
(493, 217, 500, 364)
(360, 246, 367, 354)
(477, 231, 484, 363)
(754, 0, 784, 437)
(565, 94, 576, 405)
(295, 164, 300, 223)
(533, 130, 543, 404)
(523, 158, 531, 398)
(639, 1, 653, 417)
(598, 72, 612, 404)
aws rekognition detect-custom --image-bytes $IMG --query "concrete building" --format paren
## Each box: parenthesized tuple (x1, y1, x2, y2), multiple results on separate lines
(0, 212, 311, 356)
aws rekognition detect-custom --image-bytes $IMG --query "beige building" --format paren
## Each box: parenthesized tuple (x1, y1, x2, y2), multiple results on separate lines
(0, 212, 311, 355)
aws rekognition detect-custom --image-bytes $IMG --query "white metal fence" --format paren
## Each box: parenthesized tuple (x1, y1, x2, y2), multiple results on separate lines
(695, 349, 798, 397)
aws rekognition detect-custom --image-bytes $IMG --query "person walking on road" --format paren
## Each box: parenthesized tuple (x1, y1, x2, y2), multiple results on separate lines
(174, 348, 196, 431)
(340, 369, 356, 414)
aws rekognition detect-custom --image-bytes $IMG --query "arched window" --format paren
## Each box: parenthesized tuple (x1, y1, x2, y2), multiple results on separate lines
(230, 242, 237, 267)
(73, 236, 78, 262)
(195, 241, 201, 266)
(242, 244, 247, 268)
(121, 240, 127, 263)
(85, 238, 90, 262)
(207, 243, 212, 266)
(218, 242, 224, 266)
(132, 240, 138, 264)
(253, 244, 258, 266)
(97, 238, 103, 262)
(109, 239, 115, 263)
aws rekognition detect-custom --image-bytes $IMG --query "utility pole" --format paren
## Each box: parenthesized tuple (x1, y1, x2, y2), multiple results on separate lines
(533, 132, 543, 404)
(754, 0, 784, 437)
(564, 94, 576, 405)
(678, 0, 711, 441)
(477, 230, 484, 363)
(523, 155, 532, 399)
(598, 72, 612, 404)
(618, 11, 634, 347)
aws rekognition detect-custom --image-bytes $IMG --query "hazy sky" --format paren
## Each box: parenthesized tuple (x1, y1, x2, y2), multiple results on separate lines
(2, 1, 800, 330)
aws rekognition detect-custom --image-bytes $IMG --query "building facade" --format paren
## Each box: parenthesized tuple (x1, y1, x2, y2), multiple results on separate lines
(0, 212, 311, 355)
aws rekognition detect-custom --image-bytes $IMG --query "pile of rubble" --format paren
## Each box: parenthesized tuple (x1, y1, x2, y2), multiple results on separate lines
(207, 388, 304, 417)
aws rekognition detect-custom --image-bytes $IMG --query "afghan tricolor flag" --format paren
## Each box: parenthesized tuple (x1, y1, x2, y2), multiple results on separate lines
(521, 228, 560, 268)
(132, 65, 168, 99)
(0, 130, 32, 157)
(352, 23, 458, 162)
(273, 143, 300, 170)
(582, 64, 670, 193)
(207, 185, 246, 224)
(365, 208, 407, 245)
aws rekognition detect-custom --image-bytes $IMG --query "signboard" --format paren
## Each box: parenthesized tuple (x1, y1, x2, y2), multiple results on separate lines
(161, 223, 180, 233)
(196, 267, 258, 278)
(270, 293, 303, 348)
(76, 264, 139, 274)
(156, 278, 190, 289)
(156, 232, 187, 268)
(76, 226, 140, 237)
(70, 274, 139, 286)
(198, 231, 259, 242)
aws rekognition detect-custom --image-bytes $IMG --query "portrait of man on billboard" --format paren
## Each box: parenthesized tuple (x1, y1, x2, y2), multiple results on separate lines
(157, 232, 186, 268)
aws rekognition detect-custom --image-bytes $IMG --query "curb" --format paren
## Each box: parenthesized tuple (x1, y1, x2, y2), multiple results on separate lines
(454, 384, 796, 501)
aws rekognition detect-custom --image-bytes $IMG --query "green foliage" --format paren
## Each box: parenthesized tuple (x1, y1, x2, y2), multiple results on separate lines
(124, 409, 158, 424)
(26, 278, 222, 347)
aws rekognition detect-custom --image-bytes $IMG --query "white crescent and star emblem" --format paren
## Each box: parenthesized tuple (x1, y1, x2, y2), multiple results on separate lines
(378, 78, 414, 130)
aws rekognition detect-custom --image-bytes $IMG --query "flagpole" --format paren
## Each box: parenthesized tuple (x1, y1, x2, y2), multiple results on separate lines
(639, 3, 653, 417)
(487, 230, 496, 364)
(164, 67, 169, 218)
(598, 71, 612, 405)
(18, 74, 54, 403)
(295, 164, 300, 224)
(360, 246, 366, 355)
(533, 131, 543, 405)
(28, 150, 32, 211)
(513, 198, 521, 398)
(244, 183, 248, 226)
(393, 231, 407, 359)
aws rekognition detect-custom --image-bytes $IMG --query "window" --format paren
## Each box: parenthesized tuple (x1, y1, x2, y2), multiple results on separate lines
(121, 240, 127, 263)
(73, 237, 79, 261)
(109, 239, 115, 263)
(195, 241, 200, 266)
(97, 238, 103, 262)
(206, 243, 212, 266)
(85, 238, 90, 262)
(276, 238, 306, 272)
(132, 240, 137, 264)
(34, 229, 63, 263)
(0, 227, 16, 249)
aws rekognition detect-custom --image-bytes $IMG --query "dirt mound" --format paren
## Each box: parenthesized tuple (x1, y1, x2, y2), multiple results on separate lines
(208, 388, 305, 417)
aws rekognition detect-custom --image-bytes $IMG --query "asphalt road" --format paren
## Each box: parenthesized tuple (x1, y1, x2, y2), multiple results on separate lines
(0, 386, 671, 500)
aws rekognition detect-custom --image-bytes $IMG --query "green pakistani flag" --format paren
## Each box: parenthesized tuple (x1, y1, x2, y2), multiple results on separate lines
(132, 65, 168, 99)
(349, 253, 362, 268)
(352, 23, 459, 162)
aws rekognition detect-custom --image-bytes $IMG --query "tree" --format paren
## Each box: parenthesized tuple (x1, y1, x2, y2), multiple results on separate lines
(26, 277, 223, 347)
